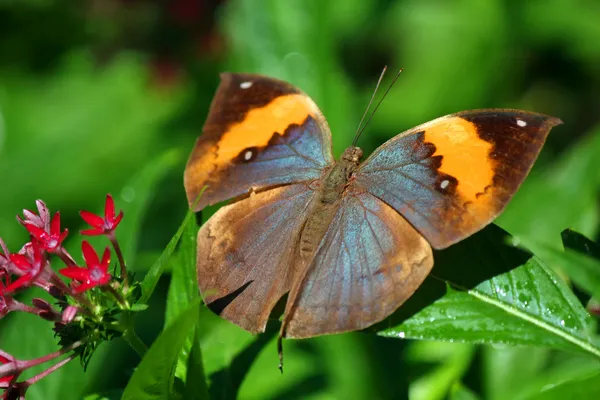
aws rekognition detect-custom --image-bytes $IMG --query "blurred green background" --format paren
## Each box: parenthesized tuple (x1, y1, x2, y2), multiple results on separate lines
(1, 0, 599, 399)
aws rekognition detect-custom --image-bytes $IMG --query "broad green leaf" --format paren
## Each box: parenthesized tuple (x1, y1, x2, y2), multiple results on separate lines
(114, 149, 181, 267)
(165, 211, 200, 324)
(527, 235, 600, 300)
(483, 346, 550, 400)
(82, 391, 122, 400)
(559, 229, 600, 298)
(237, 332, 377, 400)
(196, 307, 255, 382)
(406, 342, 473, 400)
(183, 330, 210, 400)
(561, 229, 600, 259)
(138, 208, 196, 304)
(165, 211, 208, 395)
(513, 356, 600, 400)
(122, 301, 201, 400)
(450, 383, 481, 400)
(526, 369, 600, 400)
(378, 225, 599, 359)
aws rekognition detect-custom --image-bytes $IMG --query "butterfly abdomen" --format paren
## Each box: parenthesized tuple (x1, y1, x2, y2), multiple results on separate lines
(298, 147, 363, 261)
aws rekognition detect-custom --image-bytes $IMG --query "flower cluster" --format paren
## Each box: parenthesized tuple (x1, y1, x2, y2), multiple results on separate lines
(0, 195, 138, 399)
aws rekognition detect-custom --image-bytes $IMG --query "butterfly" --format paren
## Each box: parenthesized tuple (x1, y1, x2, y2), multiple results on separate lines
(184, 72, 562, 353)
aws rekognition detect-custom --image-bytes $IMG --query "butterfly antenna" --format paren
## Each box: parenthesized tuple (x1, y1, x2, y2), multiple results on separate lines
(352, 68, 404, 147)
(352, 66, 388, 146)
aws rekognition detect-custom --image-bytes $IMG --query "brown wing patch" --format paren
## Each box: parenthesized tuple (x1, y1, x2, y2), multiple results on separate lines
(356, 109, 562, 249)
(184, 73, 332, 211)
(426, 110, 562, 247)
(197, 183, 316, 334)
(281, 192, 434, 339)
(211, 93, 321, 163)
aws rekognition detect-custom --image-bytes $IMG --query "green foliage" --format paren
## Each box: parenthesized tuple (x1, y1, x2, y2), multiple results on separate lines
(2, 0, 600, 399)
(122, 301, 202, 400)
(379, 225, 598, 357)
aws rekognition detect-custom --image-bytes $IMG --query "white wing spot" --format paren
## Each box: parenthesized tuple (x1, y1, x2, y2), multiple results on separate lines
(440, 179, 450, 189)
(516, 118, 527, 127)
(240, 81, 253, 89)
(244, 150, 253, 161)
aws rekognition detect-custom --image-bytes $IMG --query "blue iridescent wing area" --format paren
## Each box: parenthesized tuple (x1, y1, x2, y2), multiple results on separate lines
(197, 183, 316, 334)
(354, 110, 562, 249)
(282, 191, 433, 338)
(184, 73, 333, 210)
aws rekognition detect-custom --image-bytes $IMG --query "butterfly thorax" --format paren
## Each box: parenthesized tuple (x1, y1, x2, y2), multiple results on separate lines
(320, 146, 363, 204)
(297, 147, 363, 264)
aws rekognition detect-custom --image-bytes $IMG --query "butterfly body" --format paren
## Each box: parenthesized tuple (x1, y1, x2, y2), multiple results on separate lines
(184, 72, 562, 340)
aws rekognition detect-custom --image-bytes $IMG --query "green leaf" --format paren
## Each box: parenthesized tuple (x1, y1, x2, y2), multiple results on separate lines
(527, 234, 600, 300)
(165, 209, 208, 395)
(513, 356, 600, 400)
(561, 229, 600, 259)
(527, 368, 600, 400)
(483, 346, 550, 400)
(183, 330, 210, 400)
(114, 149, 181, 267)
(165, 212, 200, 324)
(122, 301, 201, 400)
(138, 208, 196, 304)
(82, 391, 122, 400)
(378, 225, 599, 359)
(450, 383, 481, 400)
(406, 342, 474, 400)
(129, 304, 149, 312)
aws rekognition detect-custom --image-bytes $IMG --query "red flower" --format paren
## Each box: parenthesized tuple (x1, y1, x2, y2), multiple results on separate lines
(7, 242, 46, 291)
(0, 238, 10, 270)
(59, 241, 111, 293)
(17, 200, 50, 231)
(23, 212, 68, 253)
(0, 272, 10, 318)
(0, 353, 15, 384)
(80, 194, 123, 236)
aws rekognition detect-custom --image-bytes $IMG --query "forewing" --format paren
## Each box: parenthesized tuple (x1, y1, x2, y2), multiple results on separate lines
(197, 184, 315, 334)
(355, 109, 562, 249)
(184, 73, 333, 210)
(283, 192, 433, 338)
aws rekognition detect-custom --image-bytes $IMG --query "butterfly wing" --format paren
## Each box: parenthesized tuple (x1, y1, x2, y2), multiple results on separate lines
(354, 109, 562, 249)
(282, 191, 433, 338)
(197, 183, 316, 334)
(184, 73, 333, 210)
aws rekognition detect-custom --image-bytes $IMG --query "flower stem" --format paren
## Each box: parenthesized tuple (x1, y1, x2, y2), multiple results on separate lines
(0, 341, 82, 379)
(55, 246, 77, 267)
(123, 327, 147, 357)
(23, 353, 76, 388)
(108, 233, 129, 292)
(104, 283, 129, 309)
(8, 299, 39, 315)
